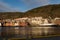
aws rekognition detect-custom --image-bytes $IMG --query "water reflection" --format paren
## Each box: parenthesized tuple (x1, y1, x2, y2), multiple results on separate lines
(0, 26, 60, 38)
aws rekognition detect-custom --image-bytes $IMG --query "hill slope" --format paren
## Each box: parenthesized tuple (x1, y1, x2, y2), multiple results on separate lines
(0, 12, 24, 19)
(25, 4, 60, 18)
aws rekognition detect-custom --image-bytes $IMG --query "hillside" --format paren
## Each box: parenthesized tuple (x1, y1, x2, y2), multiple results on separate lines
(25, 4, 60, 18)
(0, 4, 60, 19)
(0, 12, 25, 20)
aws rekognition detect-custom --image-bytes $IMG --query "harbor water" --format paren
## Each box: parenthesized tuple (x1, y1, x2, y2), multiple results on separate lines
(0, 25, 60, 39)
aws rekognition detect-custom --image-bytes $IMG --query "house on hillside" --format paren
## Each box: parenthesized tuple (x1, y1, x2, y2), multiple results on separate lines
(54, 18, 60, 25)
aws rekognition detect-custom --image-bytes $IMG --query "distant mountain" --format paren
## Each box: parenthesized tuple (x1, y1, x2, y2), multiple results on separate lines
(0, 4, 60, 19)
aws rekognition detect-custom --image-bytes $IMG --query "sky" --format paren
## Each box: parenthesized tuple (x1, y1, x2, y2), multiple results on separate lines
(0, 0, 60, 12)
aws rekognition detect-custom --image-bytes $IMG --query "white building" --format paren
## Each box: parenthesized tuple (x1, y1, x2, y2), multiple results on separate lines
(27, 17, 44, 25)
(0, 23, 1, 26)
